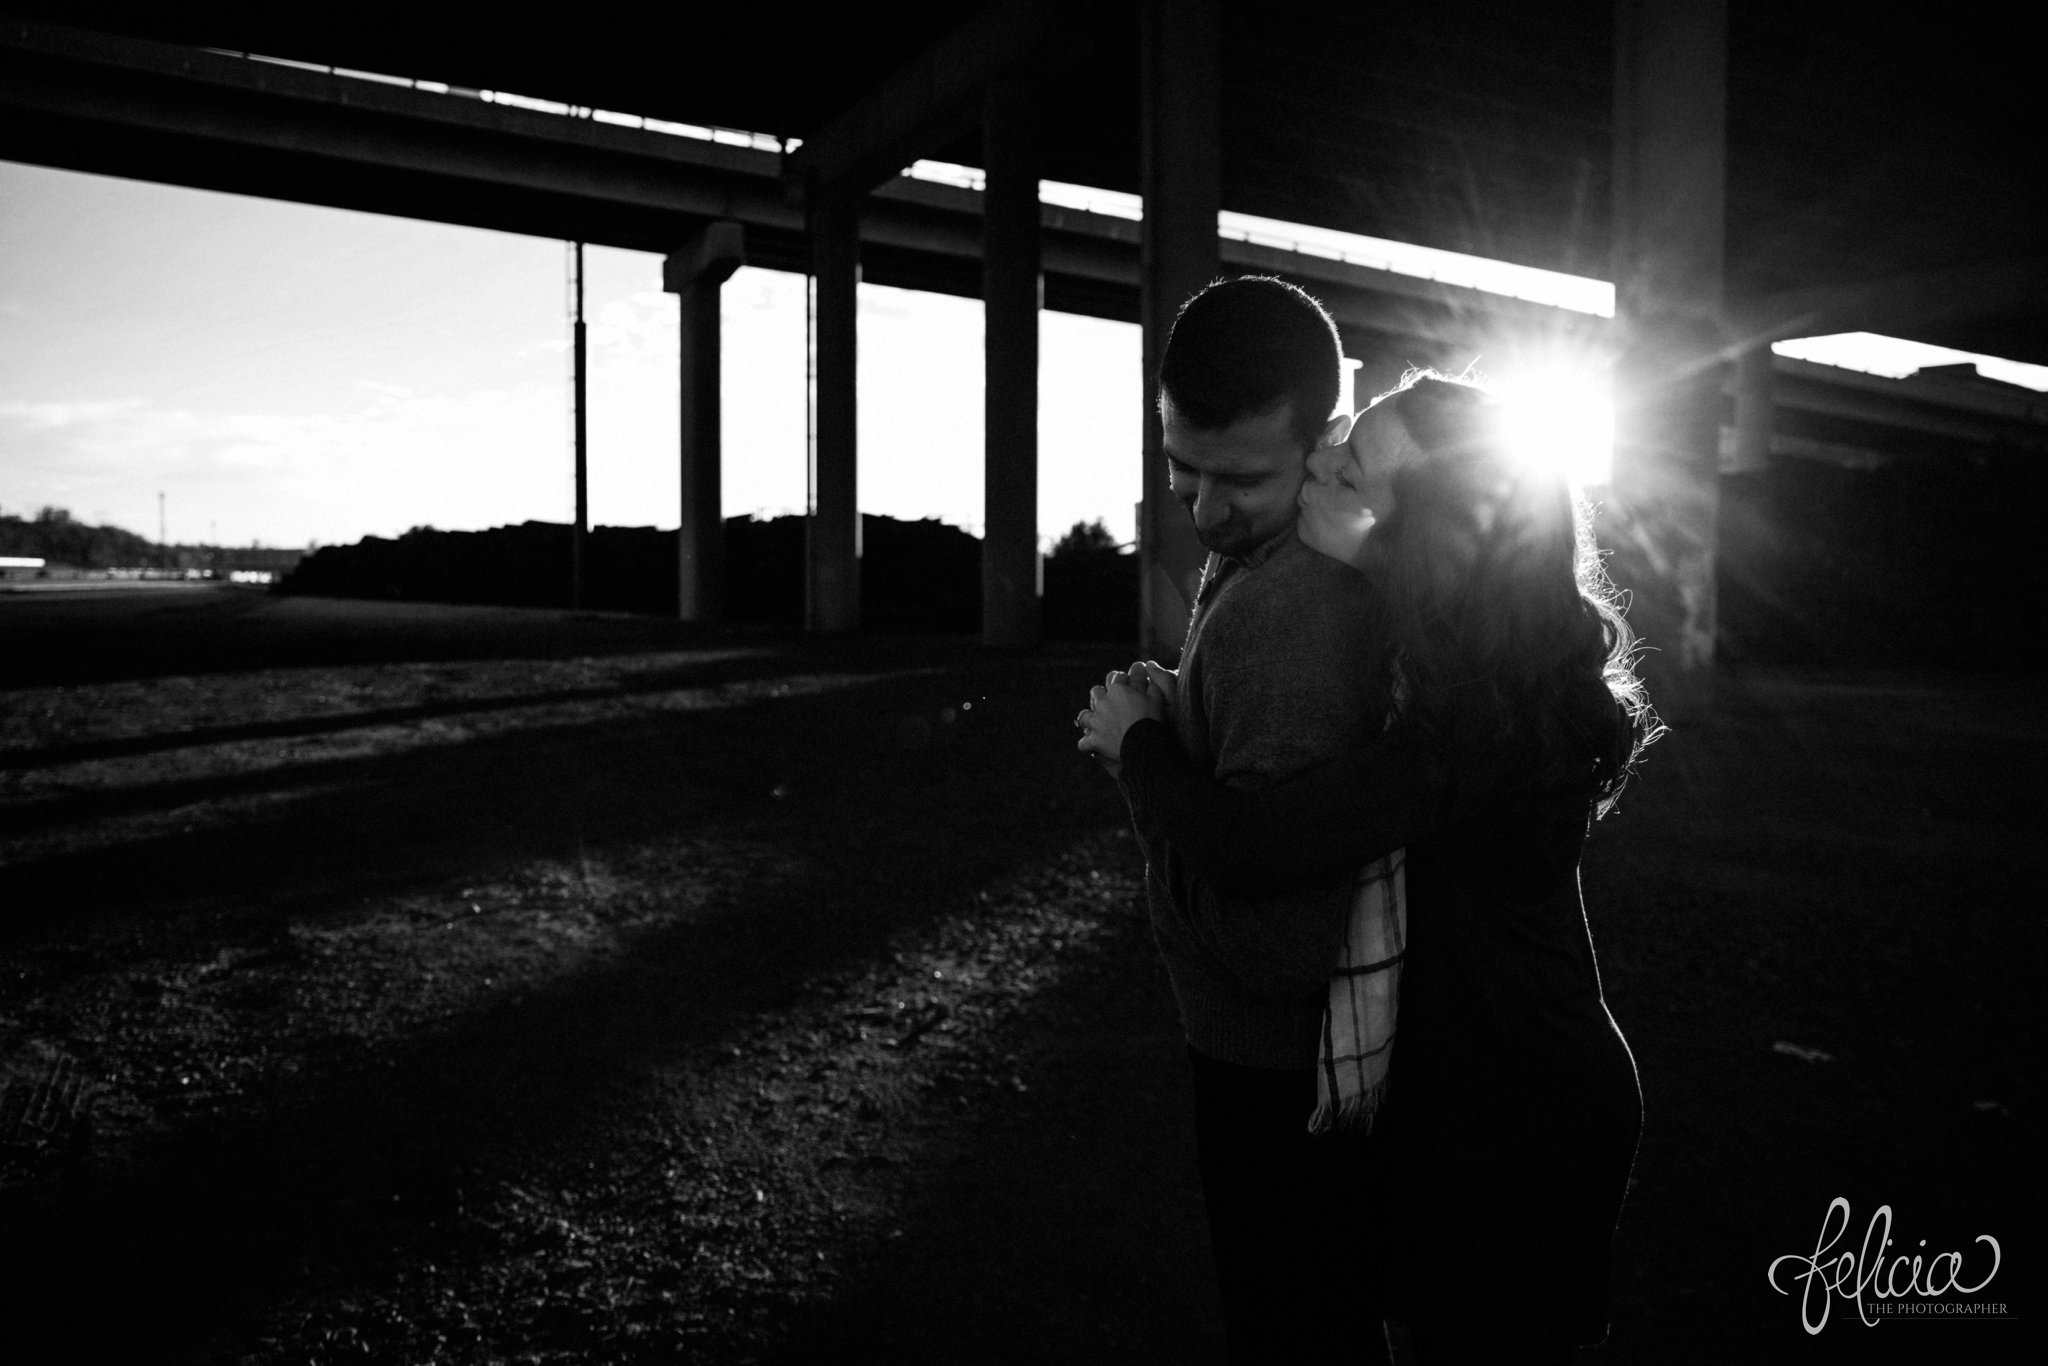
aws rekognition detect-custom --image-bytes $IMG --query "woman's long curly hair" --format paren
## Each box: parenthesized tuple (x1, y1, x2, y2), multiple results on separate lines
(1362, 370, 1662, 816)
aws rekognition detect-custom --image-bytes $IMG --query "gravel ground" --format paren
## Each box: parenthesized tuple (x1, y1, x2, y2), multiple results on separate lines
(0, 588, 2037, 1364)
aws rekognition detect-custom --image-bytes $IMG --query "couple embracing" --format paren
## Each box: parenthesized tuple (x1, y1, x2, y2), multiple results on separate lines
(1076, 277, 1659, 1364)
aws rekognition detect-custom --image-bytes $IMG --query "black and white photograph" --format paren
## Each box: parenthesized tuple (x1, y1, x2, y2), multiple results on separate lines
(0, 2, 2037, 1362)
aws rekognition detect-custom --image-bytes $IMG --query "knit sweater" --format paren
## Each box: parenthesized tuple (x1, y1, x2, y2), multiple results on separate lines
(1120, 528, 1381, 1069)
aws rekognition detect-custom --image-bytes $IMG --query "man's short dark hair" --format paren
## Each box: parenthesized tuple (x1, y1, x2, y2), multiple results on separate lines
(1158, 276, 1343, 450)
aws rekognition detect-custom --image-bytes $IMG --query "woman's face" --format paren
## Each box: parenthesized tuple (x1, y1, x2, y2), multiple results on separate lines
(1297, 401, 1423, 567)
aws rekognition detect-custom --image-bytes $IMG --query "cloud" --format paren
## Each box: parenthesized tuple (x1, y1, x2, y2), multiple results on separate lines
(0, 397, 151, 430)
(587, 294, 678, 367)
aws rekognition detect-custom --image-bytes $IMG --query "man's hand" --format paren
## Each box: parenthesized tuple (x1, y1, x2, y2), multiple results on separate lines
(1076, 663, 1174, 774)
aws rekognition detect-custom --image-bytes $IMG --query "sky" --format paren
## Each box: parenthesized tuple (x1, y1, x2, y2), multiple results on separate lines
(0, 160, 1141, 551)
(5, 155, 2044, 555)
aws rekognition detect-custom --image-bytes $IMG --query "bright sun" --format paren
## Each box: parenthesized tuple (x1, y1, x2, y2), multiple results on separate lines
(1493, 362, 1615, 489)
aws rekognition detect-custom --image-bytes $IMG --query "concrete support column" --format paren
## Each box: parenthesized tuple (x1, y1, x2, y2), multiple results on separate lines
(983, 77, 1043, 648)
(1610, 0, 1728, 717)
(807, 184, 861, 633)
(1138, 0, 1220, 664)
(1726, 342, 1774, 474)
(663, 221, 744, 622)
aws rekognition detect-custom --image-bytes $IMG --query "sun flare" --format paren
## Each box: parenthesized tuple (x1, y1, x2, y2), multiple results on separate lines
(1493, 362, 1615, 489)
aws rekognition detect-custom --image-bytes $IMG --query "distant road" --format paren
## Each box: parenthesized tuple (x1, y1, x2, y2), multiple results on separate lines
(0, 578, 221, 594)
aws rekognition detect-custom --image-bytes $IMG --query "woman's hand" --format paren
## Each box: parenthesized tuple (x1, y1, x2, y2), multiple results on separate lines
(1135, 659, 1179, 714)
(1076, 662, 1173, 772)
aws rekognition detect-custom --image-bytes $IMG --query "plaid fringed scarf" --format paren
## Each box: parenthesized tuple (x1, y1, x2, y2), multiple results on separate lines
(1307, 849, 1407, 1135)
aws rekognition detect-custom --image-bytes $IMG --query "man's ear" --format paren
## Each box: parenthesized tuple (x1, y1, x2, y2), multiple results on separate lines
(1317, 411, 1354, 450)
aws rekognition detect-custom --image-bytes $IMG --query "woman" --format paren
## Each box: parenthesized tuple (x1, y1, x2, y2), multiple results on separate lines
(1081, 371, 1660, 1362)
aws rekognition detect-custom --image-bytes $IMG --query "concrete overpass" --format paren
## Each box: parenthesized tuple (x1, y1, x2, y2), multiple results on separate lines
(5, 2, 2042, 710)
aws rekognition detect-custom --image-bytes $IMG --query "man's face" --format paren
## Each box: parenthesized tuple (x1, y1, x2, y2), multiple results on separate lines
(1162, 397, 1311, 558)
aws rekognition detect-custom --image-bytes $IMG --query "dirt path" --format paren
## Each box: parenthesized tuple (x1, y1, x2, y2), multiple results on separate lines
(3, 592, 1223, 1363)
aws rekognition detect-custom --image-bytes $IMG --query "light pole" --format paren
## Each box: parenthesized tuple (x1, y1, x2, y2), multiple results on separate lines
(570, 241, 588, 611)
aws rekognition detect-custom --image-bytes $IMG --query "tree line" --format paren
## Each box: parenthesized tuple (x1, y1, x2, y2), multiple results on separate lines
(276, 515, 1139, 640)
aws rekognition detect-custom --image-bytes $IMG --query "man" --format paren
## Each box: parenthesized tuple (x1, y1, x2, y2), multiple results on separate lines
(1086, 276, 1390, 1362)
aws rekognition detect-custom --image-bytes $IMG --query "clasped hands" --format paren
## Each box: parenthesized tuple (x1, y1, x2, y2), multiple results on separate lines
(1075, 660, 1178, 774)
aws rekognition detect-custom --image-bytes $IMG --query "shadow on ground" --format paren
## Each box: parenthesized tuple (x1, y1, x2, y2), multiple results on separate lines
(2, 592, 1225, 1362)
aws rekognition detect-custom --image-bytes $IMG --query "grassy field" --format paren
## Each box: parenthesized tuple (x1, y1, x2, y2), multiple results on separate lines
(0, 586, 2036, 1364)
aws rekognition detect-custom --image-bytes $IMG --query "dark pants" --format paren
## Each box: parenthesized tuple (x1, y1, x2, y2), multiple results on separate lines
(1187, 1046, 1392, 1365)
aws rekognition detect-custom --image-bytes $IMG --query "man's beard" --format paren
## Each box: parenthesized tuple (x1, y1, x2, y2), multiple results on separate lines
(1195, 508, 1282, 558)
